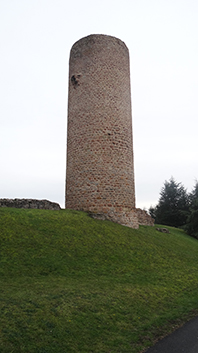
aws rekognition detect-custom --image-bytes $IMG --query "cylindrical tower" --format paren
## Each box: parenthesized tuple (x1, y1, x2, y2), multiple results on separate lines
(66, 34, 138, 228)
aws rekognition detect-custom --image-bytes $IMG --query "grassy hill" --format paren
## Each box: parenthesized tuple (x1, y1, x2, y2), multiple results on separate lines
(0, 207, 198, 353)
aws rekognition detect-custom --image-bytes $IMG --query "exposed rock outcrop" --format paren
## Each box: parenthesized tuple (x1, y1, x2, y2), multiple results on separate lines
(156, 227, 170, 233)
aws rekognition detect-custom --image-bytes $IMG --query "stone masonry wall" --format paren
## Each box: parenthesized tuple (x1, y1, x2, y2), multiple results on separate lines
(0, 199, 61, 210)
(66, 34, 139, 229)
(136, 208, 154, 226)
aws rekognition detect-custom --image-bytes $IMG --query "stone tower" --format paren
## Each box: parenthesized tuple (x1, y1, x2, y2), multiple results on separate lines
(65, 34, 139, 229)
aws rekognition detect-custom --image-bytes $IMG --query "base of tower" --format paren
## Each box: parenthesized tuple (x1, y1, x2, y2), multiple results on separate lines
(103, 208, 139, 229)
(66, 203, 154, 229)
(87, 206, 138, 228)
(88, 207, 154, 229)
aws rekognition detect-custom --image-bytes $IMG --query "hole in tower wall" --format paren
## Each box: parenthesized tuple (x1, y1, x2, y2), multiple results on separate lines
(71, 74, 81, 88)
(106, 130, 111, 136)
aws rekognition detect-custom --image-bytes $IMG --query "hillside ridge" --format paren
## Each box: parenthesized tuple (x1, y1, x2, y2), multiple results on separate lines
(0, 208, 198, 353)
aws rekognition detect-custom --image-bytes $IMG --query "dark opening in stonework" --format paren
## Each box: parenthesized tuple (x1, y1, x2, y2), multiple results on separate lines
(71, 74, 81, 88)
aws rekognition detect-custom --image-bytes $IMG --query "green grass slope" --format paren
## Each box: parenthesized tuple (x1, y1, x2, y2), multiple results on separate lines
(0, 208, 198, 353)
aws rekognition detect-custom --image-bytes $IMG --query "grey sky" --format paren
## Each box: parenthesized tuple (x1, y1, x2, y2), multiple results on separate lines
(0, 0, 198, 209)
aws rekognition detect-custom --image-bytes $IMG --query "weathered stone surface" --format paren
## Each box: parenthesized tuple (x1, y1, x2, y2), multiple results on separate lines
(136, 208, 155, 226)
(89, 208, 139, 229)
(89, 213, 106, 221)
(156, 227, 170, 233)
(65, 34, 139, 229)
(0, 199, 61, 210)
(89, 208, 153, 228)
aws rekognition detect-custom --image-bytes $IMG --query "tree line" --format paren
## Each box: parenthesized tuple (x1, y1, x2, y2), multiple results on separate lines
(149, 177, 198, 239)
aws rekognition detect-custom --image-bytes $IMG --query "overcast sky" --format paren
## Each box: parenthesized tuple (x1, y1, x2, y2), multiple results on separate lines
(0, 0, 198, 209)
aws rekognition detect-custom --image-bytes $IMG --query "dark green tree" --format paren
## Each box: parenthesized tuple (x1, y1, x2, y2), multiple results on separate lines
(185, 181, 198, 239)
(150, 177, 189, 227)
(148, 205, 157, 220)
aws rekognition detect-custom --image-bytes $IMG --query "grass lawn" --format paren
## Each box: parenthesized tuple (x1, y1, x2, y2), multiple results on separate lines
(0, 207, 198, 352)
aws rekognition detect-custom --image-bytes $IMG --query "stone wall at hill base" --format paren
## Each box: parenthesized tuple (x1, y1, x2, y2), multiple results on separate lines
(0, 199, 61, 210)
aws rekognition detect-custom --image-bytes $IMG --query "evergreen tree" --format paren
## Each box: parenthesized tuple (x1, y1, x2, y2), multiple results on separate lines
(148, 205, 157, 220)
(152, 177, 189, 227)
(185, 181, 198, 239)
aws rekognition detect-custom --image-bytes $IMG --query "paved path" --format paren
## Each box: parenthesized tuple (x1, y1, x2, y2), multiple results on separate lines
(145, 316, 198, 353)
